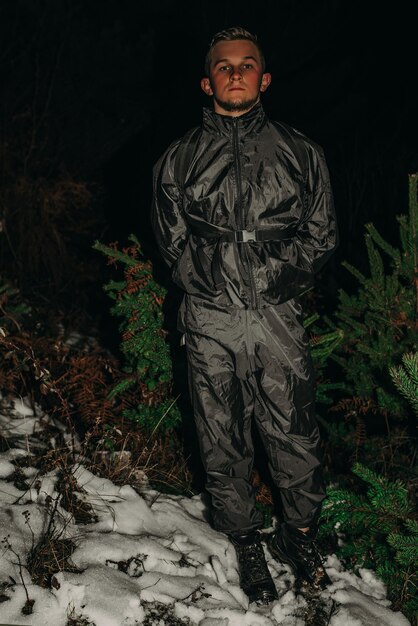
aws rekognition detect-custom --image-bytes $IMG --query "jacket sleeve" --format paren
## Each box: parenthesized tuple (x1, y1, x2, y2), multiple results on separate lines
(151, 139, 189, 271)
(294, 142, 338, 273)
(276, 141, 338, 299)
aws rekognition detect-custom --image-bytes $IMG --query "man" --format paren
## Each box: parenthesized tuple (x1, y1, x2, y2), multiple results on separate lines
(151, 27, 338, 605)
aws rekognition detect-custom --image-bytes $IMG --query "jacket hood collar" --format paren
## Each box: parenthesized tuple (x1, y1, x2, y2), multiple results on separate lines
(202, 101, 267, 137)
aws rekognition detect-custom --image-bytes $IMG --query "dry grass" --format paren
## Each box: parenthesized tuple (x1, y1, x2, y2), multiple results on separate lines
(59, 472, 98, 525)
(1, 430, 195, 606)
(84, 426, 196, 497)
(27, 537, 81, 588)
(66, 607, 96, 626)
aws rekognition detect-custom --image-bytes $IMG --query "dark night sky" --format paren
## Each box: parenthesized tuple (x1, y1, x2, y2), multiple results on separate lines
(1, 0, 417, 300)
(105, 1, 418, 280)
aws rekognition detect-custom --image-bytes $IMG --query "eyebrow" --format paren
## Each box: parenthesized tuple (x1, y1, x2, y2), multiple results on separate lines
(213, 55, 259, 67)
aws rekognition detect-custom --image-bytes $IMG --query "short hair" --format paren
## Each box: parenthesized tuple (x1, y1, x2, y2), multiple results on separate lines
(204, 26, 266, 76)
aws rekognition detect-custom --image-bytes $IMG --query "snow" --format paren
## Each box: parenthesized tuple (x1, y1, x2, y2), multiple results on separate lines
(0, 395, 412, 626)
(0, 395, 45, 437)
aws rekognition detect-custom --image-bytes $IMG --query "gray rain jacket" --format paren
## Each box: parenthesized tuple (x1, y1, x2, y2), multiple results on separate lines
(151, 102, 338, 313)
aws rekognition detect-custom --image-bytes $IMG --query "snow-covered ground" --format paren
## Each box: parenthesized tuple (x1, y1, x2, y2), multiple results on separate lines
(0, 395, 412, 626)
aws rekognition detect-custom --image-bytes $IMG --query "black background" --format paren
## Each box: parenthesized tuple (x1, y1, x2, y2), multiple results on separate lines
(1, 0, 417, 306)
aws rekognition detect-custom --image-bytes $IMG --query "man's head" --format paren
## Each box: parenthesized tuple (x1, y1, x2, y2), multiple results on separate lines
(201, 26, 271, 117)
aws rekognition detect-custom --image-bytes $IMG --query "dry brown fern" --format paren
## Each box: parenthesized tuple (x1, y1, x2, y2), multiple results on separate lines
(53, 353, 118, 428)
(251, 469, 273, 507)
(0, 300, 195, 499)
(0, 176, 101, 296)
(331, 395, 383, 416)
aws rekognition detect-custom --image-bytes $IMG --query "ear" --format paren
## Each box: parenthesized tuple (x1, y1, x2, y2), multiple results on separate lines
(259, 72, 272, 92)
(200, 77, 213, 96)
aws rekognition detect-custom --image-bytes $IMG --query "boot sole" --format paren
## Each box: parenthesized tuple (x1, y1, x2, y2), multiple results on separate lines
(247, 588, 278, 605)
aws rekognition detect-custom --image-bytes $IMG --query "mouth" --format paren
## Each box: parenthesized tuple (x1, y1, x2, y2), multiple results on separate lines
(228, 87, 245, 91)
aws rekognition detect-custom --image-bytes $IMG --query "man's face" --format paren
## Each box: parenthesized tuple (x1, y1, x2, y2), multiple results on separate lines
(201, 39, 271, 116)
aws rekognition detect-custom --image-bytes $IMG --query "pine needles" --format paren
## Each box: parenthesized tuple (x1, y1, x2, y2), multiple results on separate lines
(321, 174, 418, 420)
(320, 461, 418, 619)
(93, 234, 183, 433)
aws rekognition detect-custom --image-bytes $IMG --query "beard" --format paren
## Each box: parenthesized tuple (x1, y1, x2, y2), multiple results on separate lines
(213, 92, 260, 113)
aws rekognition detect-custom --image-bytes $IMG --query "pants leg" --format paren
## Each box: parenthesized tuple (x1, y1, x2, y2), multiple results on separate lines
(183, 295, 326, 534)
(185, 325, 264, 534)
(250, 300, 326, 528)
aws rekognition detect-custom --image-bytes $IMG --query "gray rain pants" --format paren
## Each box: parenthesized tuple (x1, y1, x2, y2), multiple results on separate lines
(181, 294, 326, 535)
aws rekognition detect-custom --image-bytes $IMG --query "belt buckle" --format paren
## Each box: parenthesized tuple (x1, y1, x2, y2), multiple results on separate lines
(236, 229, 257, 243)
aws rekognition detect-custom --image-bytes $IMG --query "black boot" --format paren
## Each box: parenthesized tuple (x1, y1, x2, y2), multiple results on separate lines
(230, 530, 278, 605)
(267, 522, 331, 594)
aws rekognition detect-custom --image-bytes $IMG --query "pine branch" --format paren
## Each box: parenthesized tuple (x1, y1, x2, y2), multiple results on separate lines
(341, 260, 368, 285)
(93, 241, 138, 267)
(389, 351, 418, 416)
(365, 233, 385, 287)
(365, 222, 402, 268)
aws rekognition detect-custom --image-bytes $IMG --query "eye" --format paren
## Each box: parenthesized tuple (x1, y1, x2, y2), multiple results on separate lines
(219, 65, 231, 71)
(242, 63, 253, 70)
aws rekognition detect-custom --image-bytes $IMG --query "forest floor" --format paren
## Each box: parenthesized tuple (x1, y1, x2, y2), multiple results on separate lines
(0, 393, 412, 626)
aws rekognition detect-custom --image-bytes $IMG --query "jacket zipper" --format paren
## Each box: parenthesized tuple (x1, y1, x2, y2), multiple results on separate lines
(232, 118, 258, 309)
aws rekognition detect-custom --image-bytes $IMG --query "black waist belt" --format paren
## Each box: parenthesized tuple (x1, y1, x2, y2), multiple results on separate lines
(189, 222, 297, 242)
(188, 223, 297, 290)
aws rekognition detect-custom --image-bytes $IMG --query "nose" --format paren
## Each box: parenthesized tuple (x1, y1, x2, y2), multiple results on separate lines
(229, 67, 243, 80)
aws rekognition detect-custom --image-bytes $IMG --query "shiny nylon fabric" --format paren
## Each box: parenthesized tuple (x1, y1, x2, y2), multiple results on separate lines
(151, 103, 337, 534)
(182, 294, 326, 534)
(151, 102, 338, 310)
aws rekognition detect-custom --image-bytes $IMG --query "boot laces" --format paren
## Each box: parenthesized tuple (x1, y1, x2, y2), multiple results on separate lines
(237, 541, 270, 583)
(299, 539, 328, 586)
(299, 538, 321, 564)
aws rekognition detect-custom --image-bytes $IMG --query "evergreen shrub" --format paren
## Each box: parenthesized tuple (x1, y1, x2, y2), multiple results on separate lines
(313, 174, 418, 476)
(320, 460, 417, 622)
(320, 352, 418, 623)
(94, 235, 182, 433)
(323, 174, 418, 419)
